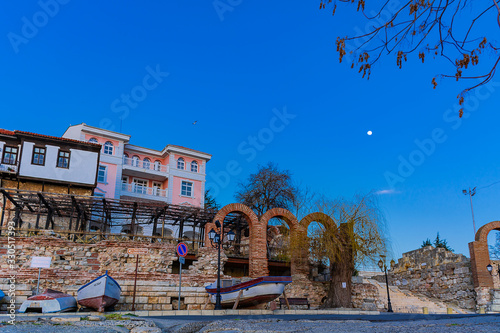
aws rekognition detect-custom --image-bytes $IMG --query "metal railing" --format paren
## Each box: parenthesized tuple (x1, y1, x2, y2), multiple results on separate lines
(121, 183, 167, 198)
(123, 156, 168, 173)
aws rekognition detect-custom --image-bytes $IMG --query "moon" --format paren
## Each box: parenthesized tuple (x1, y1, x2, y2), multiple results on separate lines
(367, 131, 373, 136)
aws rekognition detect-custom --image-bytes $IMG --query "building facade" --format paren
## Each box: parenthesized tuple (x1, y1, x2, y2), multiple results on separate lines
(62, 123, 211, 208)
(0, 129, 101, 195)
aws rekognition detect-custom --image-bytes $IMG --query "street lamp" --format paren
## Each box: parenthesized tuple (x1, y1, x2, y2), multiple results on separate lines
(462, 187, 477, 236)
(208, 220, 235, 310)
(378, 255, 395, 313)
(487, 264, 500, 276)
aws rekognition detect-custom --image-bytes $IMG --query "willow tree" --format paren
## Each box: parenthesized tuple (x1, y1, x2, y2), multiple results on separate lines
(305, 194, 388, 308)
(322, 0, 500, 117)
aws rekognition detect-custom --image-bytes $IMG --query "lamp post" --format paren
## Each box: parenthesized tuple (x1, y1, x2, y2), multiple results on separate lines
(378, 256, 395, 313)
(208, 220, 235, 310)
(462, 187, 477, 236)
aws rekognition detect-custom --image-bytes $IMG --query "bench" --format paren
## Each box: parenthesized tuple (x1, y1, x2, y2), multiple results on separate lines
(279, 297, 310, 309)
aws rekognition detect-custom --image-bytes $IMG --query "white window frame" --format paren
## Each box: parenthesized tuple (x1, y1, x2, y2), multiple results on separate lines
(143, 158, 151, 169)
(177, 157, 185, 170)
(132, 156, 140, 167)
(97, 165, 107, 183)
(133, 178, 148, 195)
(153, 181, 162, 196)
(154, 160, 161, 171)
(180, 180, 193, 198)
(88, 138, 98, 144)
(191, 161, 198, 173)
(103, 141, 114, 155)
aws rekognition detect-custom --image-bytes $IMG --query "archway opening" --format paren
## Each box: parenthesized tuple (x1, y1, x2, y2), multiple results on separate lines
(488, 230, 500, 288)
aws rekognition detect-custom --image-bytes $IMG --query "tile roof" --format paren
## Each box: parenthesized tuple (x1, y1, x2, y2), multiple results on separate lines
(0, 129, 15, 136)
(14, 130, 101, 147)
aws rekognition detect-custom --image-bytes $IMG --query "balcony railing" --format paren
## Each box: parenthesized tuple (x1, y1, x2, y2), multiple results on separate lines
(0, 163, 17, 173)
(123, 156, 168, 173)
(121, 183, 167, 198)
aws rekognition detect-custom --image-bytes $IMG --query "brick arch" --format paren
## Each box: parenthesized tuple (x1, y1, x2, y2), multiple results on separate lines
(299, 212, 336, 231)
(204, 203, 266, 277)
(260, 208, 299, 230)
(469, 221, 500, 288)
(475, 221, 500, 242)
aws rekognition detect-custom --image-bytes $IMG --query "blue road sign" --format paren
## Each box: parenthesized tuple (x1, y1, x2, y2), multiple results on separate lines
(179, 257, 185, 264)
(177, 242, 188, 257)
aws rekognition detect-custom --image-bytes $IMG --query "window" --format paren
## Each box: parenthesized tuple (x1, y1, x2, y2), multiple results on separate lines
(177, 157, 185, 170)
(181, 181, 193, 197)
(133, 179, 148, 194)
(2, 146, 18, 165)
(97, 165, 107, 183)
(103, 141, 114, 155)
(56, 150, 70, 168)
(94, 192, 105, 198)
(32, 147, 46, 166)
(143, 158, 151, 169)
(88, 138, 98, 144)
(132, 156, 139, 167)
(154, 160, 161, 171)
(191, 161, 198, 173)
(122, 176, 129, 191)
(153, 182, 162, 196)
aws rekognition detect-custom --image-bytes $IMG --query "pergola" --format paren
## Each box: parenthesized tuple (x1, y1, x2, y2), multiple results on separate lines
(0, 188, 248, 245)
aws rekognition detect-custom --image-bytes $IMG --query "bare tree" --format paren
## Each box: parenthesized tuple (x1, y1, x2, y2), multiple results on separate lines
(235, 162, 298, 217)
(323, 0, 500, 116)
(302, 194, 388, 308)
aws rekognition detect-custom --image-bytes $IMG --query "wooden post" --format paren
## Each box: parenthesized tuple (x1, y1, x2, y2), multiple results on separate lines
(282, 290, 290, 310)
(232, 290, 243, 310)
(132, 254, 139, 311)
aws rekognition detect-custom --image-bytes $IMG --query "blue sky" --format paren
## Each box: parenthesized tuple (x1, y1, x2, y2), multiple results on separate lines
(1, 1, 499, 260)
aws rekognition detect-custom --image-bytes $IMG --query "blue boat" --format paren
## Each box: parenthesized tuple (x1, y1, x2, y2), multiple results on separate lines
(0, 289, 4, 302)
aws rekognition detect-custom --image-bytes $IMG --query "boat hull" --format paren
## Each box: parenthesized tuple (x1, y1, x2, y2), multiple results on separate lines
(206, 276, 292, 308)
(77, 273, 121, 312)
(19, 289, 77, 313)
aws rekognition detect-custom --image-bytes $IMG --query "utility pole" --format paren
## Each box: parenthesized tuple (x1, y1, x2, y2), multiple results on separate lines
(462, 187, 477, 236)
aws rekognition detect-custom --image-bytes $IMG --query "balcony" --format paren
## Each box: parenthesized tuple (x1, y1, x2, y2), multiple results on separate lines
(122, 156, 169, 180)
(121, 183, 168, 202)
(0, 163, 17, 174)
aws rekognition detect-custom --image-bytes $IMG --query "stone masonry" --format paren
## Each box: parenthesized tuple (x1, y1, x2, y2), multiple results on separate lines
(390, 246, 476, 310)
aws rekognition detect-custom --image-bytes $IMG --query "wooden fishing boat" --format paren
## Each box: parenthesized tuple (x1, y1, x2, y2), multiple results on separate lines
(77, 271, 121, 312)
(19, 289, 77, 313)
(205, 276, 292, 308)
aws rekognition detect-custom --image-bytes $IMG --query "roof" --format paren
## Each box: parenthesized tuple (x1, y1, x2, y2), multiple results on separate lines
(166, 144, 212, 158)
(0, 129, 16, 136)
(14, 130, 101, 148)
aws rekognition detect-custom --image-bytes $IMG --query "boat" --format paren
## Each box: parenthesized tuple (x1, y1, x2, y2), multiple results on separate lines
(0, 289, 4, 302)
(77, 271, 121, 312)
(205, 276, 292, 308)
(19, 289, 77, 313)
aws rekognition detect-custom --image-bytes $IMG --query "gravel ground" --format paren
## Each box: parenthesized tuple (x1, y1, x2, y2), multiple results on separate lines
(198, 317, 500, 333)
(1, 316, 499, 333)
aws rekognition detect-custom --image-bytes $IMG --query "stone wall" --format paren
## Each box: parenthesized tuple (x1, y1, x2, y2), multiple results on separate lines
(390, 246, 476, 310)
(0, 234, 385, 312)
(0, 235, 224, 311)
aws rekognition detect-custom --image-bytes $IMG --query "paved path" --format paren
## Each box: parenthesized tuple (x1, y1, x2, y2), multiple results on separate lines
(1, 313, 499, 332)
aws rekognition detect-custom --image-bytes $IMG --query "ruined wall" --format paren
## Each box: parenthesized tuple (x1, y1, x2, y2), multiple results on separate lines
(390, 246, 476, 310)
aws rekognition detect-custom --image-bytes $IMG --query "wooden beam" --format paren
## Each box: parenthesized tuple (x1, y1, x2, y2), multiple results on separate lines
(0, 190, 21, 208)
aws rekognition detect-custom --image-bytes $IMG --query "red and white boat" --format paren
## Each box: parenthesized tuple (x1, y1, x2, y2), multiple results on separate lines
(77, 271, 121, 312)
(205, 276, 292, 308)
(19, 289, 77, 313)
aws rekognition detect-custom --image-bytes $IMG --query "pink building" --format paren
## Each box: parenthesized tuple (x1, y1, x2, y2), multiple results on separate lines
(63, 124, 211, 209)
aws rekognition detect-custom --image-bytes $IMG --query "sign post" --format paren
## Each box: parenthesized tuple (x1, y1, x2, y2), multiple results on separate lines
(30, 257, 52, 294)
(127, 248, 149, 311)
(176, 242, 188, 310)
